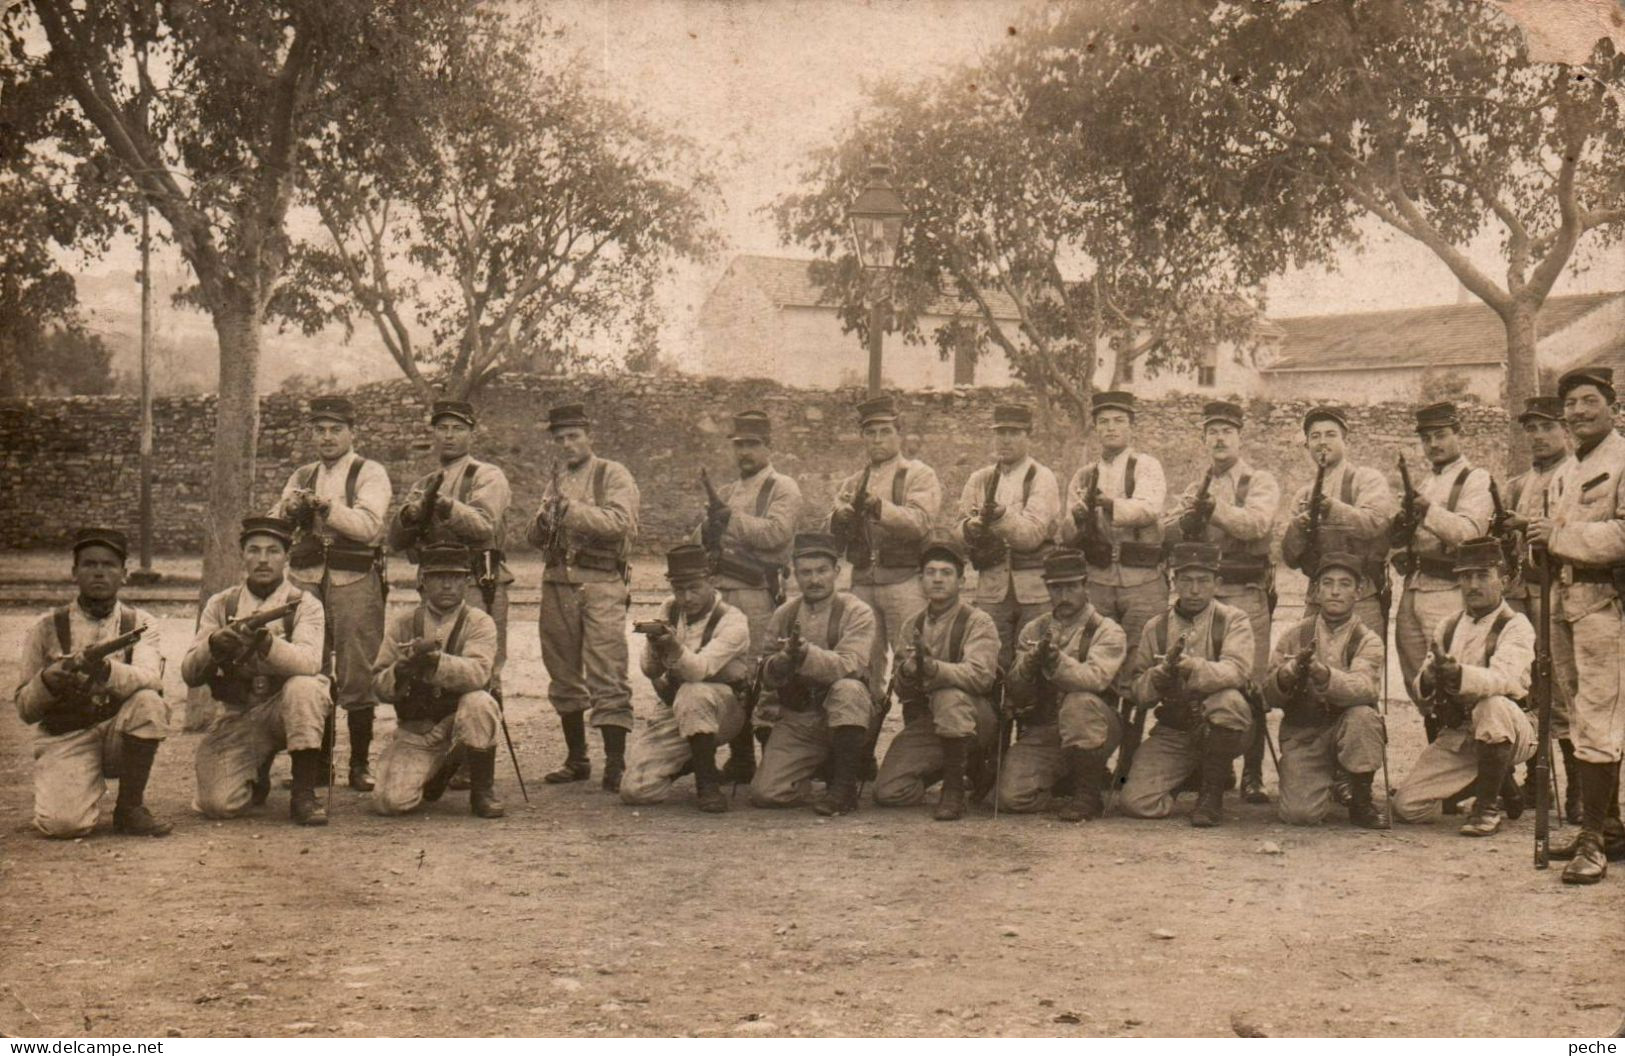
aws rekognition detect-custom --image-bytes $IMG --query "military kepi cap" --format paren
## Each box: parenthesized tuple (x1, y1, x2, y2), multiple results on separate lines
(306, 395, 354, 425)
(992, 403, 1034, 430)
(547, 403, 591, 431)
(419, 543, 473, 573)
(793, 531, 842, 562)
(1202, 400, 1245, 429)
(1091, 391, 1136, 417)
(1302, 405, 1349, 434)
(920, 530, 967, 571)
(1168, 541, 1222, 573)
(664, 543, 711, 582)
(239, 515, 295, 547)
(729, 410, 772, 441)
(72, 527, 128, 560)
(1041, 547, 1089, 584)
(430, 400, 476, 426)
(1517, 396, 1565, 424)
(1453, 537, 1506, 573)
(856, 394, 899, 426)
(1558, 367, 1615, 401)
(1315, 551, 1364, 581)
(1415, 402, 1460, 431)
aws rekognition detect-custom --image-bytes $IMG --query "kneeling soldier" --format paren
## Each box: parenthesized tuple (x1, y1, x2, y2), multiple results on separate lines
(14, 528, 169, 838)
(748, 532, 878, 815)
(1119, 542, 1256, 826)
(185, 517, 331, 825)
(1393, 538, 1535, 836)
(1265, 552, 1388, 828)
(371, 544, 504, 818)
(997, 548, 1128, 821)
(873, 533, 1001, 821)
(620, 544, 752, 813)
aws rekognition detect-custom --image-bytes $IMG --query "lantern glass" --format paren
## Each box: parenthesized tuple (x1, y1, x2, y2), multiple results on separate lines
(850, 214, 903, 271)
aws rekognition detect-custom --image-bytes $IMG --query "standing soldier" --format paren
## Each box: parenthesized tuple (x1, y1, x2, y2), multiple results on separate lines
(1061, 391, 1167, 697)
(748, 532, 878, 816)
(827, 394, 942, 758)
(997, 548, 1128, 821)
(1528, 367, 1625, 885)
(272, 395, 392, 792)
(388, 399, 513, 694)
(872, 534, 1001, 821)
(1264, 553, 1388, 828)
(693, 409, 804, 779)
(1162, 400, 1281, 803)
(14, 528, 170, 838)
(620, 545, 752, 813)
(186, 517, 331, 826)
(1119, 542, 1256, 827)
(370, 544, 505, 819)
(1281, 406, 1397, 635)
(528, 403, 641, 792)
(957, 402, 1061, 669)
(1388, 402, 1493, 744)
(1391, 539, 1534, 836)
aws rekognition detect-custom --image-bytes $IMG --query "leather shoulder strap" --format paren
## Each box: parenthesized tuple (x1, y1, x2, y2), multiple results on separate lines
(947, 604, 972, 664)
(345, 458, 365, 507)
(892, 464, 908, 505)
(53, 606, 72, 655)
(1075, 609, 1101, 661)
(754, 474, 776, 518)
(118, 607, 137, 662)
(826, 594, 845, 650)
(1445, 466, 1471, 513)
(1210, 607, 1228, 659)
(1340, 467, 1355, 506)
(592, 460, 609, 506)
(298, 463, 319, 491)
(786, 596, 804, 633)
(224, 589, 239, 622)
(700, 604, 726, 649)
(1344, 623, 1365, 668)
(1235, 474, 1251, 507)
(1022, 462, 1037, 504)
(458, 460, 482, 505)
(1125, 455, 1137, 498)
(444, 607, 470, 658)
(1440, 611, 1465, 653)
(1155, 611, 1171, 655)
(412, 606, 425, 642)
(1484, 611, 1513, 667)
(1507, 473, 1526, 512)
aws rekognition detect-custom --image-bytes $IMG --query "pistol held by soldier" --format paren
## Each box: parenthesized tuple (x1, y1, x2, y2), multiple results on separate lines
(997, 548, 1127, 822)
(370, 544, 505, 819)
(527, 403, 641, 793)
(748, 532, 878, 815)
(184, 518, 332, 827)
(619, 545, 753, 813)
(1393, 539, 1535, 837)
(1119, 543, 1256, 827)
(872, 534, 1002, 822)
(1265, 552, 1389, 829)
(957, 402, 1061, 670)
(13, 528, 170, 839)
(273, 395, 392, 793)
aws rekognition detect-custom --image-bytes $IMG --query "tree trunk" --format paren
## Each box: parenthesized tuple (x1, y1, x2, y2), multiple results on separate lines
(1502, 302, 1538, 476)
(185, 290, 262, 730)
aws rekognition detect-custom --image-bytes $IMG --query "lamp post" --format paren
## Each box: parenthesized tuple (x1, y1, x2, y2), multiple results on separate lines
(846, 162, 908, 397)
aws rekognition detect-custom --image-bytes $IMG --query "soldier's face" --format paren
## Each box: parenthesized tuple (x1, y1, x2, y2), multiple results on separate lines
(422, 570, 467, 611)
(1093, 410, 1132, 451)
(921, 559, 963, 604)
(310, 419, 353, 461)
(1563, 386, 1615, 443)
(793, 556, 838, 602)
(241, 537, 288, 590)
(551, 426, 593, 465)
(671, 579, 716, 620)
(992, 427, 1028, 464)
(1418, 425, 1460, 468)
(1047, 579, 1089, 620)
(1204, 423, 1240, 465)
(1316, 570, 1358, 619)
(73, 545, 125, 602)
(733, 438, 768, 476)
(1172, 569, 1218, 610)
(1458, 567, 1505, 614)
(862, 421, 902, 462)
(433, 418, 473, 462)
(1304, 422, 1346, 466)
(1523, 418, 1570, 461)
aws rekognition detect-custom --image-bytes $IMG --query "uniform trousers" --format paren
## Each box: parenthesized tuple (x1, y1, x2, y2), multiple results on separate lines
(996, 691, 1123, 814)
(873, 690, 998, 806)
(619, 682, 746, 804)
(1393, 696, 1535, 822)
(749, 679, 874, 807)
(539, 579, 633, 731)
(372, 692, 502, 815)
(1085, 575, 1168, 694)
(31, 689, 167, 838)
(194, 676, 332, 818)
(1550, 603, 1625, 763)
(289, 567, 383, 712)
(1118, 689, 1254, 819)
(851, 577, 925, 703)
(1275, 706, 1387, 825)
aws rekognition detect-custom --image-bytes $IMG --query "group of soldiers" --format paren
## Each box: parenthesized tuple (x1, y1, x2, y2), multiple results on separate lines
(15, 368, 1625, 888)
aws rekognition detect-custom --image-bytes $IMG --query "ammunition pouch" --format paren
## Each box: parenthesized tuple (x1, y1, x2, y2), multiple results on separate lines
(1280, 690, 1333, 728)
(1217, 554, 1271, 586)
(208, 671, 288, 708)
(38, 689, 121, 736)
(567, 547, 627, 575)
(290, 537, 382, 574)
(1567, 564, 1625, 610)
(850, 540, 922, 571)
(967, 534, 1007, 572)
(654, 676, 751, 709)
(1153, 694, 1205, 732)
(1083, 539, 1163, 570)
(1390, 551, 1457, 580)
(396, 679, 459, 724)
(713, 546, 770, 588)
(472, 548, 505, 579)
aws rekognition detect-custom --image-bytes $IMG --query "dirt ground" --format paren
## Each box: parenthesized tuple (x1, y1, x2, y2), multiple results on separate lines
(2, 599, 1622, 1039)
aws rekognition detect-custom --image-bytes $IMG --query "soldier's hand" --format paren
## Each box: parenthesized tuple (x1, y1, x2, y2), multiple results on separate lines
(248, 627, 273, 657)
(312, 496, 332, 517)
(1097, 495, 1115, 518)
(1307, 657, 1331, 686)
(82, 655, 113, 685)
(981, 502, 1006, 525)
(709, 506, 733, 531)
(1436, 654, 1463, 695)
(208, 626, 250, 663)
(433, 494, 454, 519)
(401, 500, 426, 526)
(1526, 517, 1554, 546)
(405, 636, 439, 659)
(1149, 665, 1174, 696)
(862, 493, 883, 519)
(1070, 504, 1091, 528)
(1039, 647, 1061, 679)
(914, 654, 938, 682)
(1499, 512, 1530, 533)
(1417, 664, 1436, 700)
(1411, 492, 1431, 517)
(41, 659, 78, 696)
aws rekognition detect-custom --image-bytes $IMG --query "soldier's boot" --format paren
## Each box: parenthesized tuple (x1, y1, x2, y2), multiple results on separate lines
(1240, 723, 1269, 804)
(600, 726, 627, 793)
(1500, 765, 1526, 822)
(1346, 770, 1390, 830)
(967, 741, 996, 805)
(468, 747, 506, 819)
(283, 715, 333, 789)
(422, 744, 467, 803)
(934, 736, 968, 822)
(1057, 747, 1109, 823)
(1331, 767, 1353, 809)
(720, 724, 758, 788)
(687, 732, 728, 814)
(1560, 738, 1583, 823)
(112, 734, 172, 837)
(544, 712, 591, 784)
(814, 725, 867, 817)
(250, 752, 275, 806)
(347, 707, 376, 792)
(1191, 727, 1245, 828)
(1461, 741, 1515, 837)
(1562, 760, 1616, 885)
(288, 749, 329, 827)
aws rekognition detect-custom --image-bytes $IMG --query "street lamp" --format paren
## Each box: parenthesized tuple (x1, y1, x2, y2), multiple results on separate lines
(846, 162, 908, 396)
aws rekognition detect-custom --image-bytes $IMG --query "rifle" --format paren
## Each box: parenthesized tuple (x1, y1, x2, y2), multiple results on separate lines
(1074, 474, 1108, 563)
(214, 600, 302, 667)
(1181, 468, 1217, 538)
(476, 548, 498, 612)
(40, 622, 150, 733)
(1422, 642, 1466, 730)
(59, 623, 148, 677)
(1488, 478, 1522, 583)
(770, 621, 811, 709)
(1302, 456, 1328, 574)
(845, 468, 879, 567)
(404, 471, 445, 538)
(285, 488, 321, 532)
(1393, 455, 1421, 553)
(1115, 633, 1188, 788)
(699, 466, 729, 560)
(1281, 642, 1326, 725)
(1155, 633, 1193, 728)
(968, 470, 1005, 569)
(1533, 493, 1555, 868)
(535, 463, 568, 557)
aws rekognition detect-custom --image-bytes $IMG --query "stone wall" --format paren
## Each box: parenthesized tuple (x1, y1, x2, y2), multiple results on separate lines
(0, 374, 1518, 554)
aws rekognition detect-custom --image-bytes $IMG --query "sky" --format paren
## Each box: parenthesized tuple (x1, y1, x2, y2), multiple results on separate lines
(78, 0, 1625, 387)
